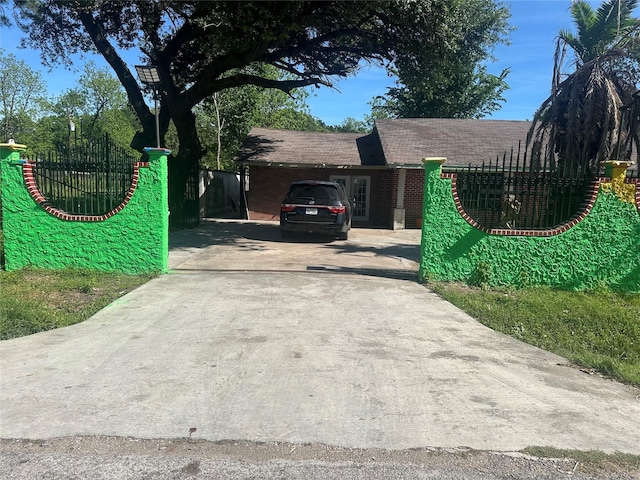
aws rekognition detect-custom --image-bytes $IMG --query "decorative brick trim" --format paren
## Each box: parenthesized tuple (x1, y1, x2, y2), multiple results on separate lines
(629, 178, 640, 214)
(22, 161, 149, 222)
(442, 171, 604, 237)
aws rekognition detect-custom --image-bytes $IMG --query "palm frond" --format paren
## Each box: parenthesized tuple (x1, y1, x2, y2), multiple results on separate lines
(528, 0, 639, 174)
(572, 1, 597, 38)
(568, 0, 639, 62)
(559, 29, 586, 63)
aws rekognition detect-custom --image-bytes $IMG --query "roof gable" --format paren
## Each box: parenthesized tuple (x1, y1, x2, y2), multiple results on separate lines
(236, 127, 385, 167)
(374, 118, 533, 167)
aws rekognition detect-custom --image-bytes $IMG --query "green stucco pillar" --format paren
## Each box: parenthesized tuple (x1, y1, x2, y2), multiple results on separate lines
(419, 157, 448, 281)
(0, 141, 27, 161)
(144, 147, 171, 273)
(1, 142, 29, 271)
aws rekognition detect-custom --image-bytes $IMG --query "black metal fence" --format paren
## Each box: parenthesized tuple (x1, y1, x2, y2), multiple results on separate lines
(167, 161, 200, 229)
(29, 134, 137, 216)
(182, 162, 200, 228)
(444, 144, 594, 230)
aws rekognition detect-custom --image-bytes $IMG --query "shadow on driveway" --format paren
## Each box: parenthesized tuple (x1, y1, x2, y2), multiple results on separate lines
(169, 219, 421, 281)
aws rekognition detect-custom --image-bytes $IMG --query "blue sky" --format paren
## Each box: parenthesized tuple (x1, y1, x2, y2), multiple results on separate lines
(306, 0, 640, 124)
(0, 1, 637, 125)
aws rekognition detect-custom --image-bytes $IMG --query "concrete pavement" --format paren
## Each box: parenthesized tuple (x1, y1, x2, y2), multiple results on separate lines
(1, 219, 639, 454)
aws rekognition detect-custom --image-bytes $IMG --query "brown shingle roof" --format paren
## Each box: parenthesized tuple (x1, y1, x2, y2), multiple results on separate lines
(235, 127, 385, 167)
(236, 120, 534, 169)
(375, 118, 532, 167)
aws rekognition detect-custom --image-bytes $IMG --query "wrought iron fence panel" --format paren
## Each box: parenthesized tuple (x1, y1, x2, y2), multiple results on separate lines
(30, 134, 137, 216)
(183, 162, 200, 228)
(445, 144, 593, 230)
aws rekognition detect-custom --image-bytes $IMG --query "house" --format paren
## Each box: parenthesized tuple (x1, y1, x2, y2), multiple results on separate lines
(235, 118, 533, 229)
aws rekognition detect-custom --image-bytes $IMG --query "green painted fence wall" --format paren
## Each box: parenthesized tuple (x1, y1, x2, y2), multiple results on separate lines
(1, 143, 170, 274)
(419, 158, 640, 292)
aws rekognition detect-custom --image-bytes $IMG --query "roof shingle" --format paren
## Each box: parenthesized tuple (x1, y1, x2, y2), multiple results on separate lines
(236, 119, 534, 168)
(374, 118, 532, 166)
(235, 127, 385, 167)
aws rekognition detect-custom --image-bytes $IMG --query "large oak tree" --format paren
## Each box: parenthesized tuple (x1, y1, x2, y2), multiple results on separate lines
(13, 0, 511, 227)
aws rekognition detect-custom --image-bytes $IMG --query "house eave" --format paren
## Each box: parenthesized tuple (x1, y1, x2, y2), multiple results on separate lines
(388, 163, 424, 169)
(237, 161, 388, 170)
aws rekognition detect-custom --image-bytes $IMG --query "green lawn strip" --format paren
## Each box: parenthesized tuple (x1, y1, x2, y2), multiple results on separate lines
(0, 268, 154, 340)
(521, 447, 640, 475)
(431, 284, 640, 386)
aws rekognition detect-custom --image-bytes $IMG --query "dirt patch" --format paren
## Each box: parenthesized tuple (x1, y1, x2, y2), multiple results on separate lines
(2, 436, 638, 479)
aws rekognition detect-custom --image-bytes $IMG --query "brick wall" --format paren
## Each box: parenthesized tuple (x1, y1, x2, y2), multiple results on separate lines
(247, 166, 394, 227)
(405, 169, 425, 228)
(361, 170, 392, 228)
(248, 166, 314, 220)
(376, 170, 394, 228)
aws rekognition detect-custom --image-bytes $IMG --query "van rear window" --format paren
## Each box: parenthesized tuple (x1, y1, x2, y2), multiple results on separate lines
(286, 184, 340, 203)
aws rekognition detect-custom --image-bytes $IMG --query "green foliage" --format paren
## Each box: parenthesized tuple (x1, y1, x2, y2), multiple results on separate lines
(517, 270, 531, 288)
(0, 56, 140, 157)
(381, 66, 510, 119)
(373, 0, 512, 118)
(0, 50, 48, 141)
(432, 284, 640, 386)
(328, 117, 370, 133)
(72, 62, 139, 150)
(559, 0, 640, 65)
(47, 62, 140, 155)
(193, 65, 337, 170)
(473, 261, 493, 289)
(0, 268, 153, 340)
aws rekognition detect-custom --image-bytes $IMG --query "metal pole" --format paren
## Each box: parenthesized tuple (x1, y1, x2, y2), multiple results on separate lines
(154, 91, 160, 148)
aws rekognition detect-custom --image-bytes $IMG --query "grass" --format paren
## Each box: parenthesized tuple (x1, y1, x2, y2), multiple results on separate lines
(0, 267, 153, 340)
(521, 446, 640, 475)
(430, 283, 640, 386)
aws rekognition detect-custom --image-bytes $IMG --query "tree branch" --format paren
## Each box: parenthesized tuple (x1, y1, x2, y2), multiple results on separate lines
(76, 11, 153, 131)
(186, 74, 331, 106)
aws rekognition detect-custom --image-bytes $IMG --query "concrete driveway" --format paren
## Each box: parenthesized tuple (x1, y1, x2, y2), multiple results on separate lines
(1, 219, 639, 454)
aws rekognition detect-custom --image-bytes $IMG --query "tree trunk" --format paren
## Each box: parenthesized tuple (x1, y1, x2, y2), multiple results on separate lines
(131, 96, 205, 229)
(167, 100, 206, 229)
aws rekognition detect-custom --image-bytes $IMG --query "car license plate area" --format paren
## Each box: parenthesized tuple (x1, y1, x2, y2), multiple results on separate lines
(305, 208, 318, 215)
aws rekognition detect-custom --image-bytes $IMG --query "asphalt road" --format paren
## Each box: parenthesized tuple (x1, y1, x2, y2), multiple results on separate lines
(1, 219, 639, 478)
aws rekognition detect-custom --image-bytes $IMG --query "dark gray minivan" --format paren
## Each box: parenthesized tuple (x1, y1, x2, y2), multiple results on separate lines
(280, 180, 352, 240)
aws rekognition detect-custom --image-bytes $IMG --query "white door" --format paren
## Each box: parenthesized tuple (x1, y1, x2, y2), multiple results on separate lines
(331, 175, 370, 222)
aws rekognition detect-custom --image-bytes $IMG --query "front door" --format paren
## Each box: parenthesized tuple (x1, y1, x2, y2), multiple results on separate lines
(330, 175, 370, 222)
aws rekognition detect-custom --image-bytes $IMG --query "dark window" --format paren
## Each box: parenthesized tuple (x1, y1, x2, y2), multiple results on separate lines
(286, 185, 341, 204)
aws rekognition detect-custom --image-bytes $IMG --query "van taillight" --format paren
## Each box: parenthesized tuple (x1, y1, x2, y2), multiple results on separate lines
(281, 204, 296, 212)
(328, 206, 346, 214)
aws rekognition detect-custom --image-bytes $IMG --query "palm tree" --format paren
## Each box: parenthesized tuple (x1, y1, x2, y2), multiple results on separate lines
(527, 0, 640, 174)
